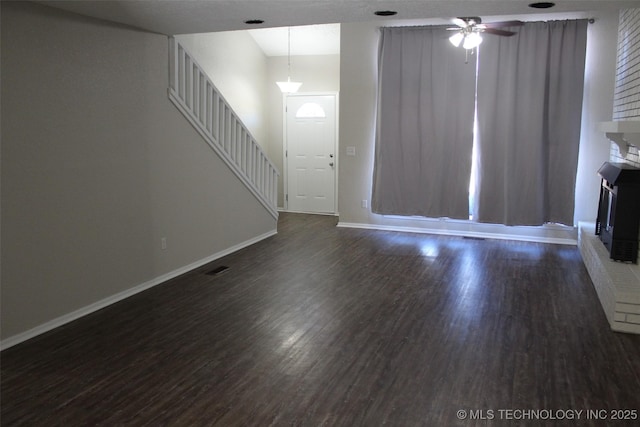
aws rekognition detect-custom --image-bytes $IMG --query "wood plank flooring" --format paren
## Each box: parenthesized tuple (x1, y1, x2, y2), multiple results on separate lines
(2, 213, 640, 426)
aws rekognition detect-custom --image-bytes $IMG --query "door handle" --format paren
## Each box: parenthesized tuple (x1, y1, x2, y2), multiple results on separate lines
(329, 162, 334, 167)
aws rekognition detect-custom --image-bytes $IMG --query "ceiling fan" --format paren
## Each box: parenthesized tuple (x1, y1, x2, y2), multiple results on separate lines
(447, 17, 523, 50)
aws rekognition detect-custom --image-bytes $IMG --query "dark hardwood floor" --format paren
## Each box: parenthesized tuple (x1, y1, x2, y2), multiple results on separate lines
(2, 213, 640, 426)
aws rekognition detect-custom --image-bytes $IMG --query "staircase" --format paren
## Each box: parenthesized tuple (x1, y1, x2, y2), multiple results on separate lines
(168, 38, 279, 219)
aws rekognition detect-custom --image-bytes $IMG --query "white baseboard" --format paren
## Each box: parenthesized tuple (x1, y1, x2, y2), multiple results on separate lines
(279, 209, 338, 217)
(0, 229, 277, 351)
(337, 220, 577, 245)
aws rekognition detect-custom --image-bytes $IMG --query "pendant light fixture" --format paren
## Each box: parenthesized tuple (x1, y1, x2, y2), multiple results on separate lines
(276, 27, 302, 93)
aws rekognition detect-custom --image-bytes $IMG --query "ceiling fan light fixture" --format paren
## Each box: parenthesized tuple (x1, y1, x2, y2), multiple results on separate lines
(462, 32, 483, 49)
(449, 32, 464, 47)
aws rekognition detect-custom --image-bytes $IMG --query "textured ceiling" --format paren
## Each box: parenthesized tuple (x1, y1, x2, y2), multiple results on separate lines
(248, 24, 341, 57)
(37, 0, 639, 36)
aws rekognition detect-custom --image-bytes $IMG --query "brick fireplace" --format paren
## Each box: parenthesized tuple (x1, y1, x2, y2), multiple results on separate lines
(580, 162, 640, 334)
(579, 8, 640, 334)
(579, 225, 640, 334)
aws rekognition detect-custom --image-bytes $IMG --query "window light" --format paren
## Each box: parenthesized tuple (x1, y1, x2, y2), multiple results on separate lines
(296, 103, 326, 118)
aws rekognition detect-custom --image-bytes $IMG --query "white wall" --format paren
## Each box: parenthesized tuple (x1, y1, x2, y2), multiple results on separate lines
(176, 31, 269, 144)
(1, 2, 276, 342)
(267, 54, 341, 207)
(575, 10, 620, 225)
(339, 14, 622, 233)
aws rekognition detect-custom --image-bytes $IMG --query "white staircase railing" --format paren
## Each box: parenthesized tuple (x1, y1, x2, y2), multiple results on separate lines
(168, 38, 279, 219)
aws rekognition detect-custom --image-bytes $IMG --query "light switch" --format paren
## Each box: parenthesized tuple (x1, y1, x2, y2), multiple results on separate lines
(346, 146, 356, 156)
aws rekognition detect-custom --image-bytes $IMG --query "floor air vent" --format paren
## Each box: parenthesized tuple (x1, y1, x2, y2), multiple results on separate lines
(205, 266, 230, 276)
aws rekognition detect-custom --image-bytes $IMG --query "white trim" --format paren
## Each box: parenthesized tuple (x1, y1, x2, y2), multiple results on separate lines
(334, 92, 340, 214)
(337, 221, 577, 245)
(282, 93, 289, 210)
(280, 209, 339, 217)
(0, 229, 277, 351)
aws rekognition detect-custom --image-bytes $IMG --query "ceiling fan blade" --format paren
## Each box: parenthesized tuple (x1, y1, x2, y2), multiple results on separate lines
(484, 28, 517, 36)
(451, 18, 468, 28)
(483, 20, 524, 28)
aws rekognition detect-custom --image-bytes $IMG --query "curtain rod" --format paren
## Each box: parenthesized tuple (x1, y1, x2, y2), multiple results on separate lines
(380, 17, 595, 30)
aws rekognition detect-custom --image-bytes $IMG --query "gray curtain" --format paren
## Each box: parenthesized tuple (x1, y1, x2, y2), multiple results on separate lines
(474, 20, 588, 226)
(372, 27, 476, 219)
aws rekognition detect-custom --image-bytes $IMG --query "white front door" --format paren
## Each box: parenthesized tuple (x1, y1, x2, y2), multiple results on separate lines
(286, 94, 337, 214)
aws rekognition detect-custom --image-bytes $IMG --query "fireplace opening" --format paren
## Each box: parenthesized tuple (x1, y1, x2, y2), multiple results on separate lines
(595, 162, 640, 263)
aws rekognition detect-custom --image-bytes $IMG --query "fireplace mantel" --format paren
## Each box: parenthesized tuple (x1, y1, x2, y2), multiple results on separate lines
(599, 121, 640, 158)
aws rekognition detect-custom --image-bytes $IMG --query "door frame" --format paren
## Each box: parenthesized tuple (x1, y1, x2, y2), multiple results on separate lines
(282, 91, 339, 215)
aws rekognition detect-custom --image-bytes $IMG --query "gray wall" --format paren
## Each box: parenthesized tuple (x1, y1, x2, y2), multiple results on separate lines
(1, 2, 276, 341)
(337, 21, 383, 225)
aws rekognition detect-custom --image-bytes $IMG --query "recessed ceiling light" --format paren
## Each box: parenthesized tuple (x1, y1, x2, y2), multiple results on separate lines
(244, 19, 265, 25)
(528, 2, 556, 8)
(374, 10, 398, 17)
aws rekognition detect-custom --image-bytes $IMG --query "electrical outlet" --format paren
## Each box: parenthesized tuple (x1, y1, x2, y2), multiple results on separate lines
(161, 237, 167, 250)
(361, 199, 368, 208)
